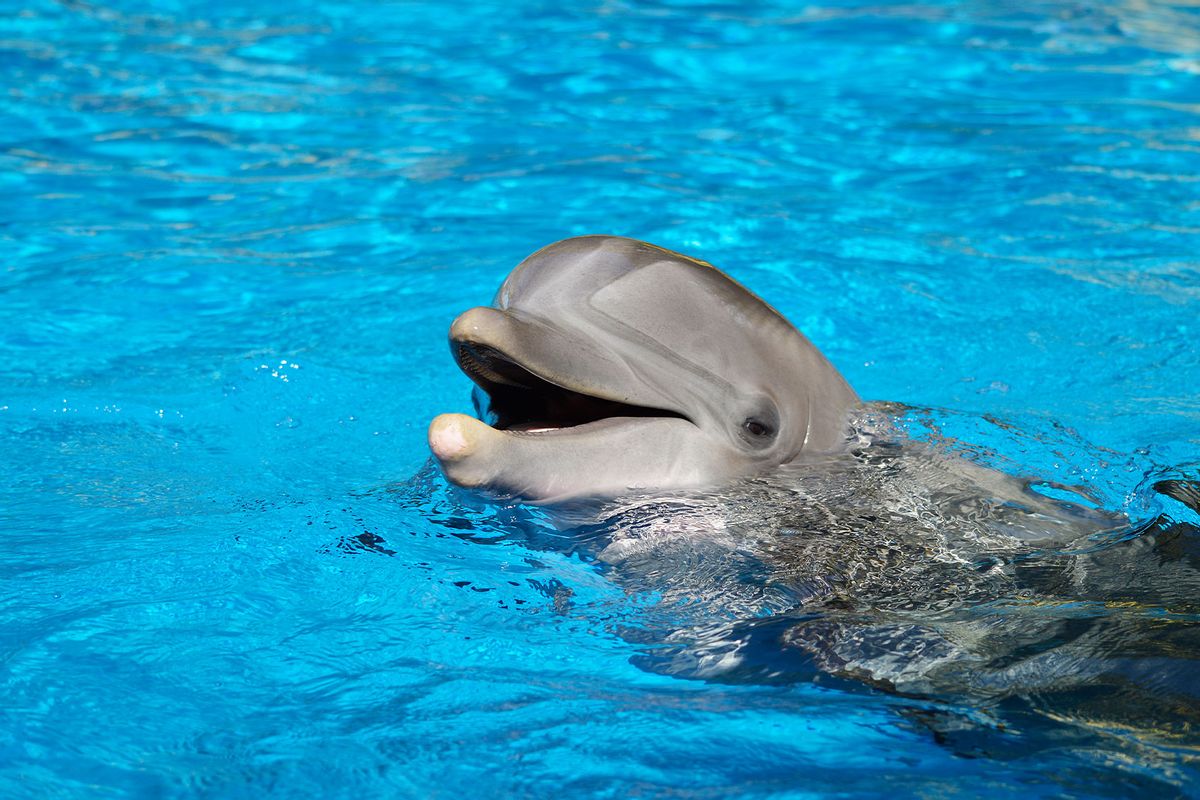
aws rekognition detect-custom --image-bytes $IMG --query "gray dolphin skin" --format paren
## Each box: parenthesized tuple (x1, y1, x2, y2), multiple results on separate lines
(428, 235, 859, 502)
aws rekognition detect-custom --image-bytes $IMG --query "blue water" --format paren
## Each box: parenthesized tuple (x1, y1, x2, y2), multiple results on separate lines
(3, 0, 1200, 796)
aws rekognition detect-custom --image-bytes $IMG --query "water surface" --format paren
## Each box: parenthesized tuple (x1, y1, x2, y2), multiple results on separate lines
(2, 0, 1200, 796)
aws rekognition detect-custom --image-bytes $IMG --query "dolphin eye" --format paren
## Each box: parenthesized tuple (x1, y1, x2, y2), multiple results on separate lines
(738, 400, 780, 449)
(743, 418, 774, 438)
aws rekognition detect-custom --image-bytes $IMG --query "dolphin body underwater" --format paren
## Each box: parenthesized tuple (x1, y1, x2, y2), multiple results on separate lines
(422, 235, 1200, 767)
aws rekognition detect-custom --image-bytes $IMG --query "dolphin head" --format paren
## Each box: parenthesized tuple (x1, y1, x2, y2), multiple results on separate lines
(428, 236, 859, 503)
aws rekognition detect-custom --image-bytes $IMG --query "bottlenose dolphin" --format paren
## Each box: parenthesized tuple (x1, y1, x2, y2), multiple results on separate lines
(417, 237, 1200, 761)
(428, 235, 859, 502)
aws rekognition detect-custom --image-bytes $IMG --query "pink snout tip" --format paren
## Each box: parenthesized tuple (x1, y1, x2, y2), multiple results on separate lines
(428, 413, 477, 462)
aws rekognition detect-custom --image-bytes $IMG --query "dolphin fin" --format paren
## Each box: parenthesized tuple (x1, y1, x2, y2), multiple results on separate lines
(1153, 479, 1200, 515)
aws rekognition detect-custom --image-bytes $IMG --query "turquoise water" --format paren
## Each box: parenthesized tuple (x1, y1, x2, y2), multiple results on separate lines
(3, 0, 1200, 796)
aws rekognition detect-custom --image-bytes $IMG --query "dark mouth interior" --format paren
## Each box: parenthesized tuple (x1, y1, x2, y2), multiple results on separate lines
(454, 341, 690, 432)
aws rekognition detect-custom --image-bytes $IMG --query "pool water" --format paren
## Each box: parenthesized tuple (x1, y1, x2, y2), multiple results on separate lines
(2, 0, 1199, 796)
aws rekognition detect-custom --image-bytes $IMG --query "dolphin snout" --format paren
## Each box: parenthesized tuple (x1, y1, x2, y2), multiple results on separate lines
(449, 306, 508, 347)
(428, 413, 502, 489)
(428, 413, 475, 462)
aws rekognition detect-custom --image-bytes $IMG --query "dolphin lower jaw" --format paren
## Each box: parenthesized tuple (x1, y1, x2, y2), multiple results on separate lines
(428, 412, 713, 502)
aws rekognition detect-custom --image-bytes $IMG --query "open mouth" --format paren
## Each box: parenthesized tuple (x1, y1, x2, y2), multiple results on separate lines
(453, 340, 690, 434)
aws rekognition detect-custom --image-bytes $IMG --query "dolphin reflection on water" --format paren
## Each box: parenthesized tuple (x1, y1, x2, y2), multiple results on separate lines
(420, 236, 1200, 769)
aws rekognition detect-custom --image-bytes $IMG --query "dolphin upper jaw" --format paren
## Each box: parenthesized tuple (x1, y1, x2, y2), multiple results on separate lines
(447, 306, 698, 431)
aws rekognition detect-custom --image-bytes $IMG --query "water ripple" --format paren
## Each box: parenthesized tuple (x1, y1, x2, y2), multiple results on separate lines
(3, 0, 1200, 796)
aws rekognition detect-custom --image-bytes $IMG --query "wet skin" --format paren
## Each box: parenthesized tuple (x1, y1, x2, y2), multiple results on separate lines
(428, 235, 859, 503)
